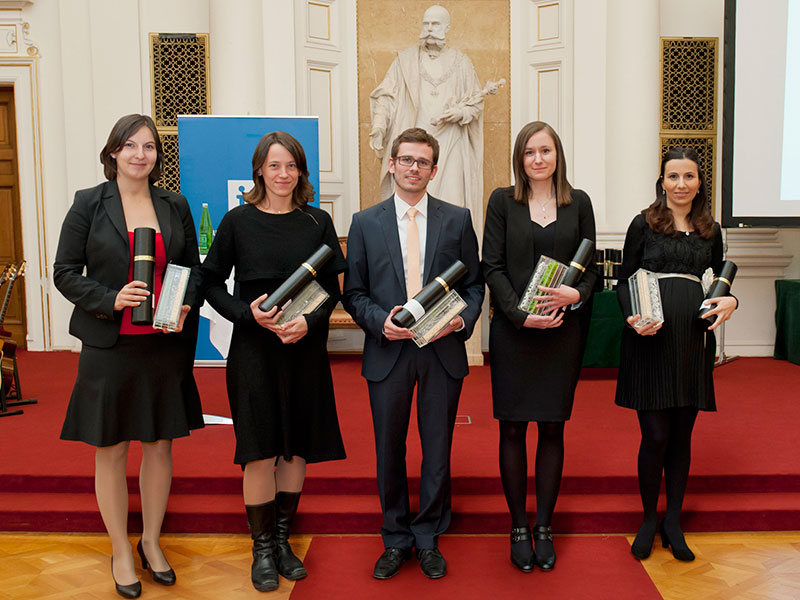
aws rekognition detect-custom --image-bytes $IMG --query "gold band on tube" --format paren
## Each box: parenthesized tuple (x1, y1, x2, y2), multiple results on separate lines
(133, 255, 155, 262)
(569, 261, 586, 272)
(301, 262, 317, 277)
(434, 276, 450, 292)
(713, 276, 731, 286)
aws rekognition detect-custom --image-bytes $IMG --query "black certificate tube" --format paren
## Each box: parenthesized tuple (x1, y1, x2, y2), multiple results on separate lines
(131, 227, 156, 325)
(561, 238, 595, 288)
(699, 260, 737, 322)
(391, 260, 468, 329)
(258, 244, 334, 313)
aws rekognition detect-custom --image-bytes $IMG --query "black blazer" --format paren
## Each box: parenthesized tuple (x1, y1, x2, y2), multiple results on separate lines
(482, 186, 598, 328)
(342, 195, 484, 382)
(53, 180, 202, 348)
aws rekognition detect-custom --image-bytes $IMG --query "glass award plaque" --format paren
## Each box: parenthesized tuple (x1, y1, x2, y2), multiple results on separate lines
(153, 264, 191, 331)
(409, 288, 467, 348)
(628, 268, 664, 328)
(518, 256, 567, 315)
(276, 280, 329, 324)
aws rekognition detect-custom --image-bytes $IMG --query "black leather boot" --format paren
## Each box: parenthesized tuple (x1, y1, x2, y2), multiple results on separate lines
(245, 501, 279, 591)
(275, 491, 307, 580)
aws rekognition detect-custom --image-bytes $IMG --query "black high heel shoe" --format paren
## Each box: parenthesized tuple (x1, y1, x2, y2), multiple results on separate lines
(532, 524, 556, 571)
(111, 557, 141, 599)
(630, 521, 657, 560)
(659, 519, 695, 562)
(509, 526, 534, 573)
(137, 539, 177, 586)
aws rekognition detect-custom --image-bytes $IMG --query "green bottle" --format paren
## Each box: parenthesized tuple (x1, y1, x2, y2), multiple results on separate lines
(198, 203, 213, 255)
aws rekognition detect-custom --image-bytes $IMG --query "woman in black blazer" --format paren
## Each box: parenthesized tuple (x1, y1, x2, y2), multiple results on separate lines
(482, 122, 597, 573)
(54, 114, 203, 598)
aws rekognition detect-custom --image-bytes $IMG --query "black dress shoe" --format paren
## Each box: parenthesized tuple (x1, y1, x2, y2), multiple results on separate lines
(416, 548, 446, 579)
(373, 547, 412, 579)
(510, 526, 534, 573)
(630, 521, 657, 560)
(137, 539, 176, 586)
(533, 524, 556, 571)
(111, 557, 141, 599)
(660, 519, 695, 562)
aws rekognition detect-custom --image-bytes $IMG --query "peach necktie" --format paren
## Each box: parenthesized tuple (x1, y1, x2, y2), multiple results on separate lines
(406, 208, 421, 298)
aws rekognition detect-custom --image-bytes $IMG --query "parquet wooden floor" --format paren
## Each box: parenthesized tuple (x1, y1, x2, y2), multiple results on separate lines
(0, 532, 798, 599)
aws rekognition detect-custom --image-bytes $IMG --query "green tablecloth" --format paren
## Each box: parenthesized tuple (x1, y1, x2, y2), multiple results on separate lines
(582, 289, 624, 367)
(774, 279, 800, 365)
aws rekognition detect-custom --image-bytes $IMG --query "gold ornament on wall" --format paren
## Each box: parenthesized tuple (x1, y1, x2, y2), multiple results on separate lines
(660, 37, 718, 213)
(150, 33, 211, 192)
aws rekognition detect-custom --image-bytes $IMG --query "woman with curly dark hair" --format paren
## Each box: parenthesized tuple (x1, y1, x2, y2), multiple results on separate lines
(201, 131, 346, 591)
(616, 147, 737, 562)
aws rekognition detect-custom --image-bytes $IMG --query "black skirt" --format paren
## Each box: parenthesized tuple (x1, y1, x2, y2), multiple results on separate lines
(489, 310, 584, 422)
(615, 277, 717, 411)
(61, 333, 204, 446)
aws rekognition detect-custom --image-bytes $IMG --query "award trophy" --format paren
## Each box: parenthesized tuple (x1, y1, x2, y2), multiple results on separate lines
(258, 244, 334, 322)
(153, 264, 191, 331)
(131, 227, 156, 325)
(628, 268, 664, 328)
(698, 261, 737, 323)
(518, 257, 567, 315)
(391, 261, 468, 329)
(518, 238, 595, 315)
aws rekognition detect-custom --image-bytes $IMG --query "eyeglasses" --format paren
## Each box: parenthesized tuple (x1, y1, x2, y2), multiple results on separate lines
(394, 155, 434, 171)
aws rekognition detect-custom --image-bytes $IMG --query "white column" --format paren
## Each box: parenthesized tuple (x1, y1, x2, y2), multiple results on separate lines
(605, 0, 660, 231)
(209, 0, 265, 114)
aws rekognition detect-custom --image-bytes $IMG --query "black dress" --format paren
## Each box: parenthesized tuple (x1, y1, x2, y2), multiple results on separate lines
(55, 184, 204, 447)
(202, 204, 347, 465)
(615, 214, 723, 412)
(482, 187, 598, 422)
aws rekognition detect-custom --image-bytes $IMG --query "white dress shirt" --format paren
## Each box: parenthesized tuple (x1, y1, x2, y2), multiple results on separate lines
(394, 193, 428, 290)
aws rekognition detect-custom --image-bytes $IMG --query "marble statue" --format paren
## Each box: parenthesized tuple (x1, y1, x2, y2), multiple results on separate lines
(368, 4, 504, 229)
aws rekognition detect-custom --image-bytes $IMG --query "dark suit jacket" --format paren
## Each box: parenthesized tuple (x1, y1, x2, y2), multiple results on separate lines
(482, 187, 598, 328)
(342, 195, 484, 382)
(53, 180, 202, 348)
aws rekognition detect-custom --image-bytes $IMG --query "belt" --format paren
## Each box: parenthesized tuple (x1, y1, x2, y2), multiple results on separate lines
(656, 273, 701, 283)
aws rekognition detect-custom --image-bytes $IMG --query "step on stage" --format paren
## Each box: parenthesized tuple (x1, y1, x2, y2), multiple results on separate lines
(1, 352, 798, 534)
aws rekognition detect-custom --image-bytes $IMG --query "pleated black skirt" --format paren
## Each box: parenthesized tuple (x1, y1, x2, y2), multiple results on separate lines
(60, 333, 204, 446)
(615, 277, 717, 411)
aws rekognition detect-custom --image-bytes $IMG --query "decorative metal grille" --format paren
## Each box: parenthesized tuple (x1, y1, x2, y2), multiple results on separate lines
(661, 38, 717, 132)
(660, 135, 715, 206)
(156, 132, 181, 193)
(150, 33, 210, 128)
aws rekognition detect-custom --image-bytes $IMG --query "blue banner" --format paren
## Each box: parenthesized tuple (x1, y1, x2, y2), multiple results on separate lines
(178, 116, 320, 363)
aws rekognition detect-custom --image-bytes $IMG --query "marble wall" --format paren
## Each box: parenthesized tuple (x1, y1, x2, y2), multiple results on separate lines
(356, 0, 510, 210)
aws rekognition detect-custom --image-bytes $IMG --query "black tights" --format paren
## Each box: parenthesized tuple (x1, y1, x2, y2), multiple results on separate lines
(499, 420, 565, 528)
(636, 407, 698, 538)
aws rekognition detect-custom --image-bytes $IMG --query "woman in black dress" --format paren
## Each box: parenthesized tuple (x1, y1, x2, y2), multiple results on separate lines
(202, 131, 346, 592)
(54, 114, 204, 598)
(616, 147, 737, 562)
(482, 122, 597, 572)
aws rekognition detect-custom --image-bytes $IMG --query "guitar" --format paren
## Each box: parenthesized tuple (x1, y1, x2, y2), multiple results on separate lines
(0, 260, 25, 393)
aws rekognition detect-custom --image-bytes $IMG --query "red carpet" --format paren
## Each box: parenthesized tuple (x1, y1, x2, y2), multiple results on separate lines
(290, 536, 661, 600)
(1, 351, 799, 533)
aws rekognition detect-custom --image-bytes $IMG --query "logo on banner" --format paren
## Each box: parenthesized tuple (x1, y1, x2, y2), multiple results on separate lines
(227, 180, 254, 211)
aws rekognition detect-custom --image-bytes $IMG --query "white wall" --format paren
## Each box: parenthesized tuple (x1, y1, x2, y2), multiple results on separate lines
(13, 0, 799, 354)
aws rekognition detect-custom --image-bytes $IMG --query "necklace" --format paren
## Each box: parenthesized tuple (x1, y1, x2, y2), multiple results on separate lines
(532, 196, 555, 220)
(420, 49, 458, 96)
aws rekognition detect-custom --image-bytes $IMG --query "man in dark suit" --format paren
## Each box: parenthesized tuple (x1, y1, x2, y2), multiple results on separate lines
(343, 128, 484, 580)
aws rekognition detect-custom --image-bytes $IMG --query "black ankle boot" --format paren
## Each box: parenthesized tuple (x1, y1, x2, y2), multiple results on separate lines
(246, 501, 279, 591)
(275, 491, 307, 580)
